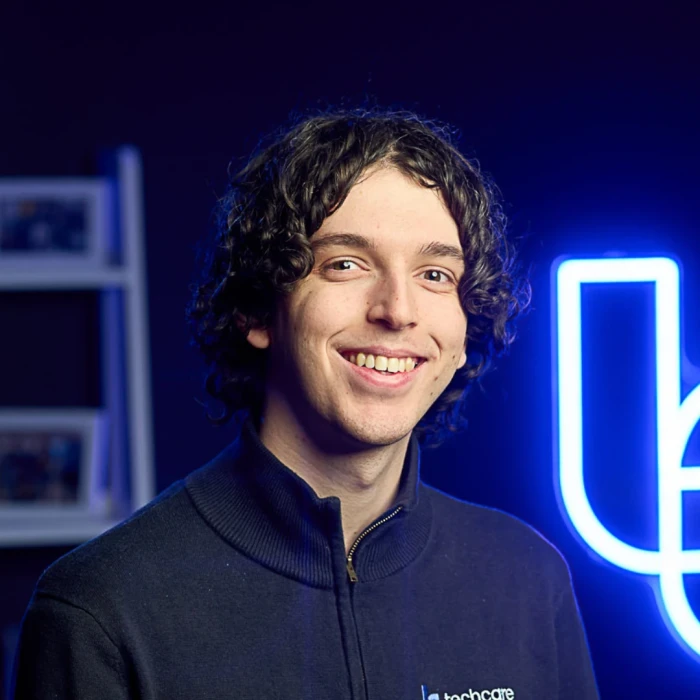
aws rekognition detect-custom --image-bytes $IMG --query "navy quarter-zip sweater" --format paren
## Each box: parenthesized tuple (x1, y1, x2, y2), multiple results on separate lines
(13, 421, 598, 699)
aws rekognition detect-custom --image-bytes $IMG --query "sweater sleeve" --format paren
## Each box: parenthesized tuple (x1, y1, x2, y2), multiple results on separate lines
(554, 581, 600, 699)
(11, 593, 131, 700)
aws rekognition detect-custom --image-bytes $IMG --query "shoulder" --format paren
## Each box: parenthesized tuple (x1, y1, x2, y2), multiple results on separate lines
(422, 483, 572, 592)
(35, 479, 195, 607)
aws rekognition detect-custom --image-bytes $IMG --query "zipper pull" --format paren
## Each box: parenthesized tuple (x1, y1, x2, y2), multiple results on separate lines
(346, 556, 359, 583)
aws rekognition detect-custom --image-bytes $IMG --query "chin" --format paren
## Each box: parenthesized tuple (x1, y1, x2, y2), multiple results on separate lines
(332, 413, 417, 448)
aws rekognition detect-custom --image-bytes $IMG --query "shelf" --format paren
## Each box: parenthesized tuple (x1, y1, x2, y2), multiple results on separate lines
(0, 147, 155, 547)
(0, 515, 123, 547)
(0, 268, 131, 290)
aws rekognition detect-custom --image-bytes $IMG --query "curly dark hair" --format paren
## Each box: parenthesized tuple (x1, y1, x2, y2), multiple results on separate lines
(187, 107, 530, 446)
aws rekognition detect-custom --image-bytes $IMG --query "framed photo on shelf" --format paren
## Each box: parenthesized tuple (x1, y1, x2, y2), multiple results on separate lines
(0, 408, 109, 519)
(0, 180, 108, 270)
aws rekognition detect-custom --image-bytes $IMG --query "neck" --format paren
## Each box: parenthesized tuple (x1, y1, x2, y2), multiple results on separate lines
(257, 408, 411, 553)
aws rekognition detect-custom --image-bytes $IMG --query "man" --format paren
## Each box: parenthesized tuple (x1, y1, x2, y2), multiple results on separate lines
(13, 109, 599, 698)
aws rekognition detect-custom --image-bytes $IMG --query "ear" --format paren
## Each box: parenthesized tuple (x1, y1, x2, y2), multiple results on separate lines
(457, 337, 467, 370)
(457, 347, 467, 370)
(245, 326, 271, 350)
(236, 313, 271, 350)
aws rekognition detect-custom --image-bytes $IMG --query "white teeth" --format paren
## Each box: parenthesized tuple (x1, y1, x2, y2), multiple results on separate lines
(344, 352, 420, 373)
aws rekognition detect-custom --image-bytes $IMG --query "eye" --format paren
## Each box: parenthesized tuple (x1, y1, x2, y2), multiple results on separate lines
(422, 269, 452, 284)
(323, 259, 361, 272)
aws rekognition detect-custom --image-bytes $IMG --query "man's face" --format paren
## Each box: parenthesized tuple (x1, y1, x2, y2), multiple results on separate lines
(249, 166, 468, 449)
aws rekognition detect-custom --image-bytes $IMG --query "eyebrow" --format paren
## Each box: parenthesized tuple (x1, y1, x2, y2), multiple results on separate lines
(311, 232, 375, 252)
(311, 232, 464, 264)
(417, 240, 465, 264)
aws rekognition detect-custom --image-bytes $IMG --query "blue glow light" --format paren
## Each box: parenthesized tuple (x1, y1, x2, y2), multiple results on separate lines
(554, 256, 700, 658)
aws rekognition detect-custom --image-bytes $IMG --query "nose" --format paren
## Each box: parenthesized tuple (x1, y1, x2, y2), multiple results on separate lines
(366, 272, 418, 330)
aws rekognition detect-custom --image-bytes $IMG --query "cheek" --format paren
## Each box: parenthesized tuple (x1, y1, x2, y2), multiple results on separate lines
(288, 290, 353, 355)
(439, 301, 468, 344)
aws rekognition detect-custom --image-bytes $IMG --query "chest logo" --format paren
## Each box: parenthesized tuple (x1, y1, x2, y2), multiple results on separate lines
(421, 686, 515, 699)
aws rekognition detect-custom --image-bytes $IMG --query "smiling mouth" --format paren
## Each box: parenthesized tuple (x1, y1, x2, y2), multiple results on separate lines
(340, 352, 426, 374)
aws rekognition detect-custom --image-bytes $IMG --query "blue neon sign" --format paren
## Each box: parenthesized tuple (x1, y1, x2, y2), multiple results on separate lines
(554, 256, 700, 658)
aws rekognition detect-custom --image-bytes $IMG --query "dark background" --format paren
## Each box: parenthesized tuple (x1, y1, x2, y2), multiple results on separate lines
(2, 1, 700, 697)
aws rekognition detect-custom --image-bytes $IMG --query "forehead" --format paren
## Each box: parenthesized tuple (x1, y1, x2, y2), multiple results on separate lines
(313, 166, 461, 250)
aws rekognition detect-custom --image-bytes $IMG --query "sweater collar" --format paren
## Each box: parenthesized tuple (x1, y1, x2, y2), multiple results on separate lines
(185, 420, 432, 589)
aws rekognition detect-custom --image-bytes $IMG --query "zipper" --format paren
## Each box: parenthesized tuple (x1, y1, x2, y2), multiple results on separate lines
(345, 506, 403, 582)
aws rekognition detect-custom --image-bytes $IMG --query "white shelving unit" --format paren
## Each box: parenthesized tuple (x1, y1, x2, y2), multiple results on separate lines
(0, 147, 155, 546)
